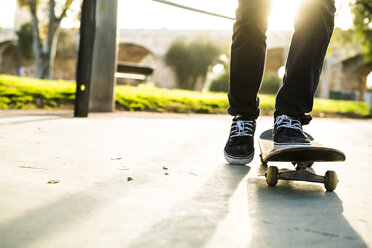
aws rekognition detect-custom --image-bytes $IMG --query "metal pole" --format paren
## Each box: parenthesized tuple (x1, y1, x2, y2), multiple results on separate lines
(152, 0, 235, 20)
(89, 0, 119, 112)
(74, 0, 97, 117)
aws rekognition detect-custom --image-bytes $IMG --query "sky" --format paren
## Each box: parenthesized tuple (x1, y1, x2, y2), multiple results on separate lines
(0, 0, 354, 31)
(0, 0, 17, 28)
(0, 0, 369, 86)
(117, 0, 353, 30)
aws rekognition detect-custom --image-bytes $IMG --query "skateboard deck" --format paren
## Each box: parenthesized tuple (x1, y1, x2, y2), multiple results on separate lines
(258, 129, 346, 191)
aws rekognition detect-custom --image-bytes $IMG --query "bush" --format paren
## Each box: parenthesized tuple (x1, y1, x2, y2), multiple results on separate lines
(210, 71, 229, 92)
(16, 22, 34, 59)
(0, 75, 369, 118)
(165, 38, 221, 90)
(210, 72, 281, 94)
(115, 83, 229, 114)
(0, 75, 75, 109)
(259, 73, 281, 94)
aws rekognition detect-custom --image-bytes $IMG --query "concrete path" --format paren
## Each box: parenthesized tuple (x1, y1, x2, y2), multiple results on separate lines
(0, 111, 371, 248)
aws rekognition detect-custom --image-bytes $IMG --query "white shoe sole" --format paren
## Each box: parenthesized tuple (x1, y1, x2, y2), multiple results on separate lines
(224, 150, 254, 165)
(274, 142, 311, 150)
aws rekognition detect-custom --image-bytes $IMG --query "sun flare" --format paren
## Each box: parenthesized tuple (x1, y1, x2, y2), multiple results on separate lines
(0, 0, 351, 31)
(268, 0, 304, 30)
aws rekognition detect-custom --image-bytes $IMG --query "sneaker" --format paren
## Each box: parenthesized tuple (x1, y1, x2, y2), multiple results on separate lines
(273, 114, 311, 150)
(224, 116, 256, 165)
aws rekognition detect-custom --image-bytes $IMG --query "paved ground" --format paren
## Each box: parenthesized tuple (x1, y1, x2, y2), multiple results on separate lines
(0, 110, 371, 248)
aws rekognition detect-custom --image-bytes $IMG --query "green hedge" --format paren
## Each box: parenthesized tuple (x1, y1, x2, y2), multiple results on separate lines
(116, 84, 228, 113)
(0, 75, 370, 117)
(0, 75, 75, 109)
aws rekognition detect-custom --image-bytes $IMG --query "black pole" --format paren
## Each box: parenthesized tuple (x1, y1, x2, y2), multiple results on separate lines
(74, 0, 97, 117)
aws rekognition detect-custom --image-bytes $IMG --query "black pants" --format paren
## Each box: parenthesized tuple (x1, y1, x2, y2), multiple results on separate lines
(228, 0, 336, 124)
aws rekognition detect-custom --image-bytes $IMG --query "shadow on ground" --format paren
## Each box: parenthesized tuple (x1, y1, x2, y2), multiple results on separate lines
(0, 112, 72, 125)
(246, 165, 367, 248)
(128, 164, 250, 248)
(0, 191, 104, 248)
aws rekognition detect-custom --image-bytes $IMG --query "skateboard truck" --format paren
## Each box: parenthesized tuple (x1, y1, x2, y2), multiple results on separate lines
(265, 162, 338, 191)
(258, 129, 344, 191)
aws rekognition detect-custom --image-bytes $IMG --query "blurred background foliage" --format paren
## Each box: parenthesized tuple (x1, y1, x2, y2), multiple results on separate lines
(165, 37, 221, 90)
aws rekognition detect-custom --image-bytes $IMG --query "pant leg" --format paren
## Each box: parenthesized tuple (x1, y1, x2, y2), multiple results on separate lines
(274, 0, 336, 124)
(228, 0, 272, 119)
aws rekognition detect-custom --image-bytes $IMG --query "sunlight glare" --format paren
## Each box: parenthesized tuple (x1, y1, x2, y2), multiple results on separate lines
(335, 0, 353, 30)
(367, 72, 372, 89)
(278, 66, 286, 79)
(0, 0, 16, 28)
(268, 0, 304, 31)
(115, 0, 354, 31)
(212, 64, 225, 74)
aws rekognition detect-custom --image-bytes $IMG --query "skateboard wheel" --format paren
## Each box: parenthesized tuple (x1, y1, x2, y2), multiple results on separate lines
(266, 166, 279, 187)
(324, 170, 338, 191)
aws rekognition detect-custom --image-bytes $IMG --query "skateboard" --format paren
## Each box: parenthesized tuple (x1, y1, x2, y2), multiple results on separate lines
(258, 129, 346, 191)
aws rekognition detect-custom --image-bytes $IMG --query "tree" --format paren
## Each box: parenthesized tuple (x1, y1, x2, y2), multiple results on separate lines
(17, 0, 77, 79)
(351, 0, 372, 60)
(16, 22, 34, 59)
(329, 1, 372, 101)
(165, 38, 221, 90)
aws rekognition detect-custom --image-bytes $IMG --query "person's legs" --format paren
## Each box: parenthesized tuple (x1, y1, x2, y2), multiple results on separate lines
(224, 0, 271, 164)
(273, 0, 336, 149)
(228, 0, 272, 119)
(274, 0, 336, 124)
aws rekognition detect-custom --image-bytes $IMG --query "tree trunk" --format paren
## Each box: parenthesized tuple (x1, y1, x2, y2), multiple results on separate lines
(28, 1, 42, 78)
(49, 29, 61, 79)
(28, 0, 64, 79)
(37, 24, 60, 79)
(36, 53, 51, 79)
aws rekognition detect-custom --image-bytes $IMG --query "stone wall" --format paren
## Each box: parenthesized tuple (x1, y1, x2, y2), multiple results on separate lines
(322, 55, 372, 101)
(0, 29, 299, 90)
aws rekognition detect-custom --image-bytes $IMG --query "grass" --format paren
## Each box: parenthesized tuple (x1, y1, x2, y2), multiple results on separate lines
(313, 98, 370, 118)
(0, 75, 75, 109)
(115, 84, 229, 114)
(0, 74, 370, 118)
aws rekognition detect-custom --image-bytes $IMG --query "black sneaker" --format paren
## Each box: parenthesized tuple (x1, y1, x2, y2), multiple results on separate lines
(273, 114, 311, 150)
(224, 116, 256, 165)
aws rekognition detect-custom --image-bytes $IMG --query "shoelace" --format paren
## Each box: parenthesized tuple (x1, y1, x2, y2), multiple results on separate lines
(230, 120, 254, 138)
(274, 114, 302, 132)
